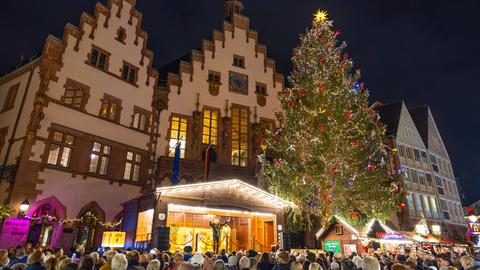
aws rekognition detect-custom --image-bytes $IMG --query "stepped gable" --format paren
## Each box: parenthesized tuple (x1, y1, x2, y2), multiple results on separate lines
(40, 0, 158, 86)
(159, 4, 285, 94)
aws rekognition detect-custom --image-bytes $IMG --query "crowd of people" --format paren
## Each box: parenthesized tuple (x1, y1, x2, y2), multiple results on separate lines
(1, 244, 480, 270)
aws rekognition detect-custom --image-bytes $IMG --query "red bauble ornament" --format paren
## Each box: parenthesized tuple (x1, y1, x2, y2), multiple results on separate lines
(289, 101, 295, 110)
(331, 167, 337, 174)
(274, 135, 281, 143)
(398, 202, 406, 209)
(319, 58, 326, 64)
(467, 207, 474, 214)
(318, 83, 325, 92)
(297, 88, 307, 99)
(353, 139, 360, 147)
(345, 111, 351, 121)
(335, 30, 342, 36)
(319, 124, 327, 132)
(351, 211, 359, 219)
(274, 158, 281, 166)
(343, 53, 349, 60)
(360, 82, 365, 90)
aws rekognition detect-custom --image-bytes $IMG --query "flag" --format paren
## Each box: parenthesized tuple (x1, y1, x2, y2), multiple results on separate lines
(204, 144, 212, 181)
(172, 142, 181, 185)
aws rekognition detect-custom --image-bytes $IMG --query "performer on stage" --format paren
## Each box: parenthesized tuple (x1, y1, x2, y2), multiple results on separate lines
(209, 217, 230, 254)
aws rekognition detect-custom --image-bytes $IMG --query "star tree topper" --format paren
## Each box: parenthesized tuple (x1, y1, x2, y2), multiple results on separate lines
(313, 9, 328, 23)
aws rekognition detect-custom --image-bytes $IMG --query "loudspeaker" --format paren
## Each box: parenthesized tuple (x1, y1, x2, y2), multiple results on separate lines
(156, 226, 170, 251)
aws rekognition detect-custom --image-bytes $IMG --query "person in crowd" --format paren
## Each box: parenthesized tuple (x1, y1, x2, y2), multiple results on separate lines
(238, 257, 250, 270)
(353, 256, 363, 270)
(189, 253, 204, 270)
(44, 258, 56, 270)
(362, 256, 381, 270)
(89, 253, 100, 270)
(303, 253, 315, 270)
(272, 252, 289, 270)
(73, 247, 85, 262)
(111, 254, 128, 270)
(100, 251, 116, 270)
(62, 262, 78, 270)
(1, 249, 10, 270)
(11, 264, 27, 270)
(10, 248, 29, 267)
(291, 262, 303, 270)
(78, 255, 94, 270)
(53, 250, 64, 263)
(460, 256, 479, 270)
(183, 249, 193, 263)
(168, 254, 184, 270)
(226, 255, 237, 270)
(257, 253, 273, 270)
(146, 260, 161, 270)
(404, 261, 416, 270)
(308, 263, 320, 270)
(177, 263, 194, 270)
(235, 254, 243, 270)
(391, 264, 407, 270)
(58, 258, 72, 270)
(126, 251, 144, 270)
(423, 255, 438, 270)
(212, 260, 225, 270)
(26, 251, 46, 270)
(219, 251, 228, 265)
(436, 254, 451, 270)
(342, 259, 356, 270)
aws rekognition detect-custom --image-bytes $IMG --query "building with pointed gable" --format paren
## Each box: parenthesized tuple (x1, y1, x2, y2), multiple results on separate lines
(0, 0, 164, 250)
(154, 0, 284, 186)
(377, 101, 466, 237)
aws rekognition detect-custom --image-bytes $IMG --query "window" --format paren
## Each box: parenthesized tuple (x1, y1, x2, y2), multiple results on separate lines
(88, 142, 110, 175)
(435, 176, 444, 195)
(2, 83, 19, 112)
(47, 131, 75, 168)
(116, 27, 126, 43)
(99, 94, 121, 122)
(233, 55, 245, 68)
(229, 71, 248, 94)
(202, 109, 218, 145)
(409, 169, 418, 183)
(430, 197, 439, 219)
(405, 147, 413, 160)
(418, 171, 426, 185)
(231, 107, 248, 167)
(255, 82, 267, 95)
(430, 154, 439, 172)
(413, 149, 421, 162)
(401, 167, 409, 182)
(89, 47, 109, 70)
(62, 79, 89, 109)
(421, 151, 428, 165)
(440, 199, 450, 220)
(334, 225, 343, 235)
(407, 193, 415, 211)
(169, 116, 187, 158)
(423, 195, 431, 217)
(208, 71, 221, 83)
(0, 127, 7, 155)
(404, 127, 411, 137)
(398, 144, 405, 158)
(132, 107, 150, 132)
(121, 62, 138, 84)
(444, 179, 451, 193)
(426, 173, 433, 186)
(415, 193, 423, 213)
(124, 151, 142, 181)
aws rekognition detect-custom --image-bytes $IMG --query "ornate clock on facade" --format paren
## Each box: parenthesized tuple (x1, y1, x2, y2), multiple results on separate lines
(229, 71, 248, 94)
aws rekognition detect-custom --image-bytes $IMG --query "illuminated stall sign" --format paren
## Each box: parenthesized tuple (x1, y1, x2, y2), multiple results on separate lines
(469, 223, 480, 235)
(377, 232, 405, 241)
(102, 231, 126, 247)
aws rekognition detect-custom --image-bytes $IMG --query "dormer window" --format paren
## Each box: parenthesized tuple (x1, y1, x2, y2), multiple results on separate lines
(208, 71, 221, 83)
(116, 27, 126, 43)
(89, 46, 109, 71)
(233, 55, 245, 68)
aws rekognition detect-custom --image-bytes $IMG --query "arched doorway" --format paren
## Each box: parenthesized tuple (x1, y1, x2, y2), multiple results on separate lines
(26, 196, 66, 248)
(75, 202, 105, 251)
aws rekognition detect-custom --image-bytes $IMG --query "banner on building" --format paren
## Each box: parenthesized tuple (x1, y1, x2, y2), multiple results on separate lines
(0, 218, 30, 248)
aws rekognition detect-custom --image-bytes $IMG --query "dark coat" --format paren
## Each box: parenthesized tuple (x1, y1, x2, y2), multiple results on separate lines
(25, 263, 47, 270)
(258, 262, 274, 270)
(272, 263, 290, 270)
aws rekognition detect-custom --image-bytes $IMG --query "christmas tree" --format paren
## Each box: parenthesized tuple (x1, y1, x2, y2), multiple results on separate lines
(261, 10, 403, 231)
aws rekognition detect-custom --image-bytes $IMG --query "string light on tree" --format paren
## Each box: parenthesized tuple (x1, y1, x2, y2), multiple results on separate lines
(260, 9, 403, 232)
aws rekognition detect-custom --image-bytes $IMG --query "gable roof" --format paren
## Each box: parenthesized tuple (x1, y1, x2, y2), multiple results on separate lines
(408, 105, 430, 147)
(376, 101, 404, 137)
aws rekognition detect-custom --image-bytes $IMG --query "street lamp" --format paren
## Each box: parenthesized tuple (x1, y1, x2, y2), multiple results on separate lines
(19, 198, 30, 217)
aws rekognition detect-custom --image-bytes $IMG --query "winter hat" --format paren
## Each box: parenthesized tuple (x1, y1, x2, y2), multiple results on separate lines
(190, 253, 205, 267)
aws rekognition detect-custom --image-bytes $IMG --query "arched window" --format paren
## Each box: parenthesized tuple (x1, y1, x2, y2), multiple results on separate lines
(28, 204, 58, 247)
(75, 202, 105, 252)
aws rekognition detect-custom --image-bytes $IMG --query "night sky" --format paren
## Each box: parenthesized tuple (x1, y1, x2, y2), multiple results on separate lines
(1, 1, 479, 204)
